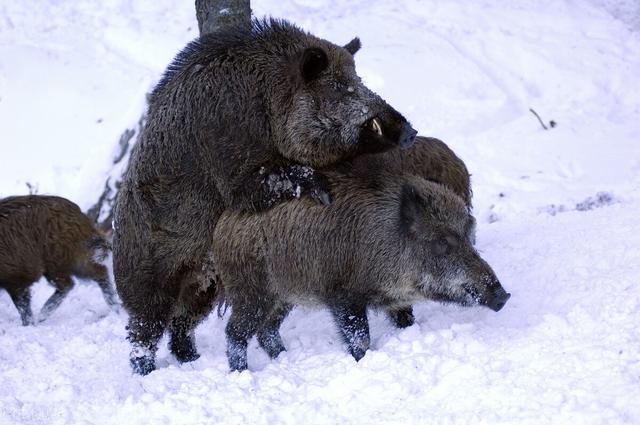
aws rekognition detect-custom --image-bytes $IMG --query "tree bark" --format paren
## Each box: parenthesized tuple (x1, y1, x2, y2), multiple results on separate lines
(195, 0, 251, 36)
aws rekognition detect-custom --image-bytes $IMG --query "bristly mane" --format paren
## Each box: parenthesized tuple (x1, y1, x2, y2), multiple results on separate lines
(150, 18, 304, 100)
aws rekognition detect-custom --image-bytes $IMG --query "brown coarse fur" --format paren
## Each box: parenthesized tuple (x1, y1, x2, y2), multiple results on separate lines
(113, 18, 417, 375)
(0, 195, 119, 325)
(386, 136, 472, 208)
(340, 136, 472, 208)
(212, 152, 509, 371)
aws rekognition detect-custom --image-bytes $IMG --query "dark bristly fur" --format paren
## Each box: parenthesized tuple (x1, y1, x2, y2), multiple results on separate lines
(0, 195, 119, 325)
(212, 161, 510, 372)
(113, 18, 416, 375)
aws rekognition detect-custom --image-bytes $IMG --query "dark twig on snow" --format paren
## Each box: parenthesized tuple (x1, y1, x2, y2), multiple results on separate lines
(529, 108, 557, 130)
(25, 182, 38, 195)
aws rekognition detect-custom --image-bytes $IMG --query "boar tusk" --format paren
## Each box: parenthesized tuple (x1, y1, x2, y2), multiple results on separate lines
(371, 118, 383, 136)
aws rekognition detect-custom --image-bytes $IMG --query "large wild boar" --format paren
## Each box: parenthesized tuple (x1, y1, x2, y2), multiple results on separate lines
(0, 195, 119, 325)
(212, 168, 509, 372)
(113, 18, 416, 374)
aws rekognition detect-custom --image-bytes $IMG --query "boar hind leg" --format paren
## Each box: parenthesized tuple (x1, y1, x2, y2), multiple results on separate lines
(78, 262, 120, 310)
(39, 276, 74, 322)
(386, 306, 415, 328)
(127, 300, 173, 376)
(226, 298, 273, 372)
(257, 302, 292, 359)
(329, 300, 370, 361)
(91, 264, 120, 310)
(6, 285, 35, 326)
(168, 315, 200, 364)
(168, 272, 219, 364)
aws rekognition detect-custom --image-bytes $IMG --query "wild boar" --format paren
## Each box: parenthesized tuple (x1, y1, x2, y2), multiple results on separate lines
(212, 168, 509, 371)
(0, 195, 119, 325)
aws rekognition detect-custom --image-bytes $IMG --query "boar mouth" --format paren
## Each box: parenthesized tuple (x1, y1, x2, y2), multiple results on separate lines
(463, 284, 510, 312)
(363, 117, 384, 137)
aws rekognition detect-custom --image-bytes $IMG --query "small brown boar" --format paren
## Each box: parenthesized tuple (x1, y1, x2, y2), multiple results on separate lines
(0, 195, 119, 325)
(212, 167, 509, 372)
(114, 18, 416, 375)
(326, 135, 474, 328)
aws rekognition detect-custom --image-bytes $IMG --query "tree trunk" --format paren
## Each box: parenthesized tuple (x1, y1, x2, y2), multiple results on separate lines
(195, 0, 251, 35)
(88, 1, 252, 233)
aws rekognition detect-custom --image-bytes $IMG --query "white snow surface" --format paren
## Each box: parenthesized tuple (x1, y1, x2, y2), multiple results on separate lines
(1, 1, 640, 424)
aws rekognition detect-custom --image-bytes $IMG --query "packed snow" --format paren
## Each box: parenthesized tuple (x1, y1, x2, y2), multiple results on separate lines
(1, 1, 639, 424)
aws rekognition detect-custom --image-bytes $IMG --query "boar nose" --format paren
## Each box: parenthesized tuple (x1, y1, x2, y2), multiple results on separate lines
(486, 286, 511, 312)
(399, 123, 417, 150)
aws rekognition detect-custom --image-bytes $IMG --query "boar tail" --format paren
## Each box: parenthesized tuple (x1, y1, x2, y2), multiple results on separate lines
(88, 235, 111, 262)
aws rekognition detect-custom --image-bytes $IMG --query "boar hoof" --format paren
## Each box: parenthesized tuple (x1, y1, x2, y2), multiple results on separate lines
(21, 318, 35, 326)
(350, 346, 367, 362)
(173, 347, 201, 364)
(228, 357, 248, 373)
(130, 355, 156, 376)
(170, 336, 200, 364)
(314, 189, 332, 206)
(257, 332, 286, 359)
(307, 173, 332, 206)
(387, 307, 415, 328)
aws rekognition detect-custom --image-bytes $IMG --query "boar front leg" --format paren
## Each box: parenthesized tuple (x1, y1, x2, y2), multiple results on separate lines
(257, 302, 292, 359)
(6, 285, 35, 326)
(89, 262, 120, 311)
(386, 306, 415, 328)
(229, 163, 332, 213)
(39, 276, 74, 322)
(226, 298, 273, 372)
(329, 300, 370, 361)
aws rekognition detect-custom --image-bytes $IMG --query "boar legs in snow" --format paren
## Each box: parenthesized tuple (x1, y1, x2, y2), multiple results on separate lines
(39, 276, 74, 322)
(226, 297, 276, 372)
(75, 261, 119, 310)
(168, 315, 201, 363)
(127, 292, 175, 376)
(5, 284, 34, 326)
(256, 302, 292, 359)
(90, 264, 119, 310)
(168, 275, 219, 364)
(386, 305, 415, 328)
(329, 299, 371, 361)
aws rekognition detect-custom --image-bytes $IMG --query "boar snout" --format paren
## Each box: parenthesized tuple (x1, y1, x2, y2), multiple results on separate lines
(399, 122, 417, 149)
(484, 285, 511, 312)
(361, 106, 416, 152)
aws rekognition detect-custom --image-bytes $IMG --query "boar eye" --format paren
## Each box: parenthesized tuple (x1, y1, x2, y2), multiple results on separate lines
(433, 234, 458, 256)
(445, 235, 459, 247)
(433, 241, 448, 256)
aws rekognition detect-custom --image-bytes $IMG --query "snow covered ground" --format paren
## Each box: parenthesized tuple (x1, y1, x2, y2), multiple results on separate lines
(1, 1, 639, 423)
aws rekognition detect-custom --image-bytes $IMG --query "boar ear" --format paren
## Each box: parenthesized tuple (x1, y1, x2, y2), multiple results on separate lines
(300, 47, 329, 83)
(399, 184, 425, 237)
(343, 37, 361, 55)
